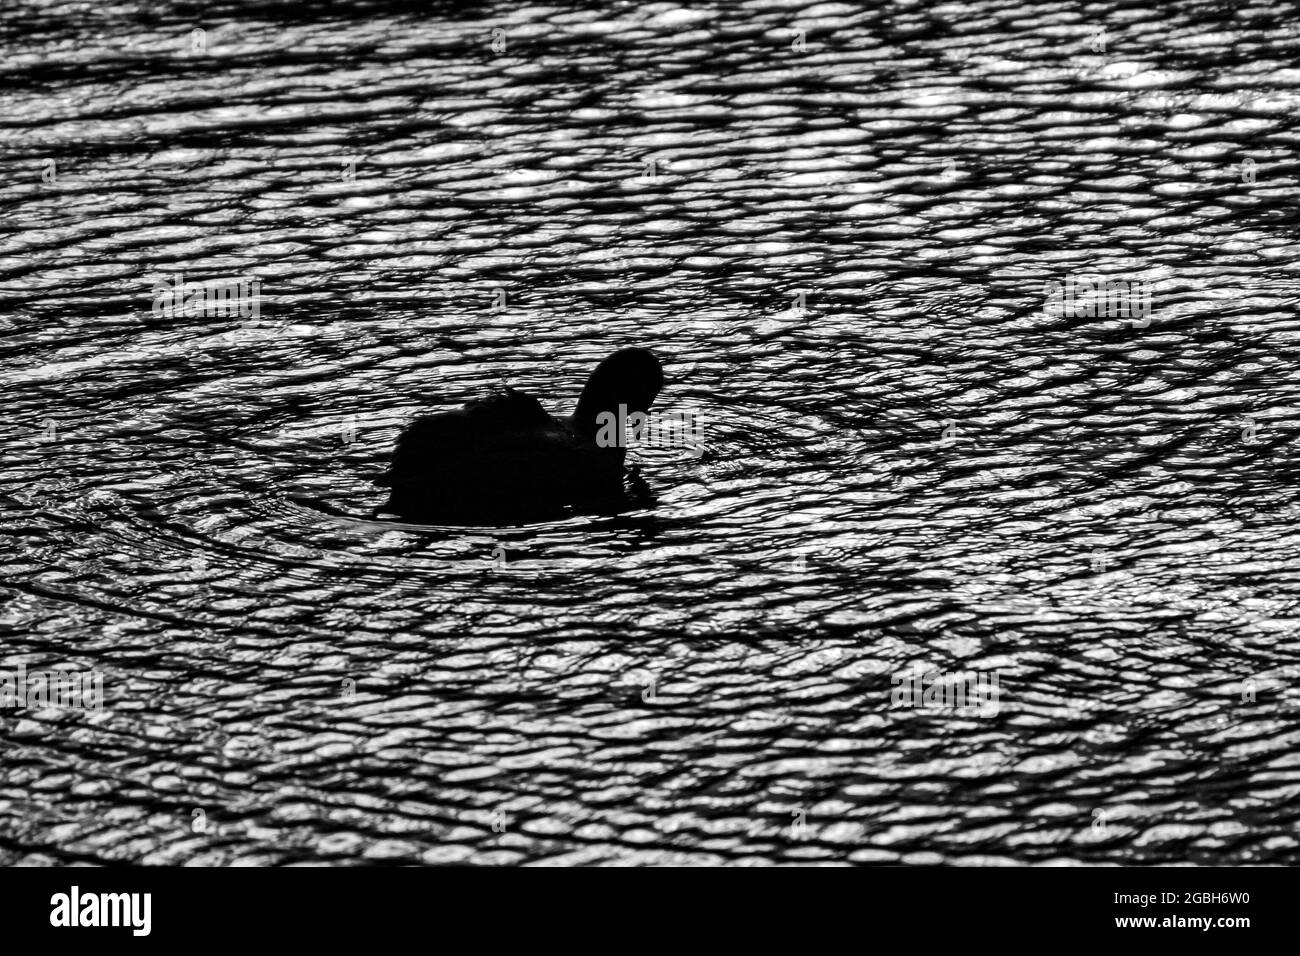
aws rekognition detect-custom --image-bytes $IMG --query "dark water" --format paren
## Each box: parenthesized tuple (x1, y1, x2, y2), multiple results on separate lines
(3, 0, 1300, 864)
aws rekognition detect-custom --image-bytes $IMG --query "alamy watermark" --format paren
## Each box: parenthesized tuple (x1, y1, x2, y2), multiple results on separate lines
(890, 663, 1002, 717)
(50, 886, 150, 936)
(1, 665, 104, 712)
(152, 273, 262, 321)
(595, 404, 705, 456)
(1043, 275, 1153, 324)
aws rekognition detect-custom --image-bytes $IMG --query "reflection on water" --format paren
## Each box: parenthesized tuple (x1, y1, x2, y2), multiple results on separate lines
(2, 0, 1300, 864)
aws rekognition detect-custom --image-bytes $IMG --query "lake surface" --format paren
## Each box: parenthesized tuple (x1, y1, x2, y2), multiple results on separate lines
(2, 0, 1300, 864)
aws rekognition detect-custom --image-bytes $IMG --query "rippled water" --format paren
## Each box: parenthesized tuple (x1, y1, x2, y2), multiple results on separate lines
(3, 0, 1300, 865)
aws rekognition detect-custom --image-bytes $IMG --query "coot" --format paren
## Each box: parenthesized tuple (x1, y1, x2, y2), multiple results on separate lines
(377, 348, 663, 523)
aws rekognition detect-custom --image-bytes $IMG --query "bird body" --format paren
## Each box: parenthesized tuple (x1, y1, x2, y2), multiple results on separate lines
(377, 349, 663, 523)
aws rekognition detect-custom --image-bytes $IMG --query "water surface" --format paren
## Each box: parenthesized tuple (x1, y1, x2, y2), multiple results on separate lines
(3, 0, 1300, 864)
